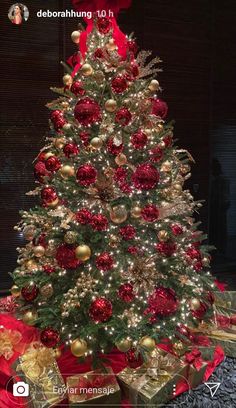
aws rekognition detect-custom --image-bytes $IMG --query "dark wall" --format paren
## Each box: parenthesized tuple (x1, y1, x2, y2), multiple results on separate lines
(0, 0, 235, 292)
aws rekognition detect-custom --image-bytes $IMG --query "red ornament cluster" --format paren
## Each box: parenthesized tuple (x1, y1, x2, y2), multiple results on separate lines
(119, 225, 136, 240)
(107, 137, 124, 155)
(89, 297, 112, 323)
(21, 285, 39, 302)
(40, 327, 60, 348)
(56, 244, 80, 269)
(132, 163, 159, 190)
(118, 283, 135, 302)
(90, 214, 108, 231)
(156, 241, 176, 257)
(141, 204, 159, 222)
(111, 75, 128, 94)
(146, 286, 178, 317)
(131, 130, 148, 149)
(151, 98, 168, 119)
(115, 107, 132, 126)
(50, 110, 66, 131)
(76, 164, 97, 186)
(74, 97, 101, 126)
(41, 187, 57, 205)
(63, 143, 79, 157)
(75, 208, 92, 224)
(96, 252, 114, 271)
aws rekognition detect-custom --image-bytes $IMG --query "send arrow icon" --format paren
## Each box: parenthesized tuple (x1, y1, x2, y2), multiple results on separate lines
(204, 382, 221, 397)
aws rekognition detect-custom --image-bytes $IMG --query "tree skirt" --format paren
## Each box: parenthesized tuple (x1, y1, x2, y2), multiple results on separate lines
(165, 356, 236, 408)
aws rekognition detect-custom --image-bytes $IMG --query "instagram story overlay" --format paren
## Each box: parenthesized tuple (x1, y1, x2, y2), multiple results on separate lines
(8, 3, 29, 25)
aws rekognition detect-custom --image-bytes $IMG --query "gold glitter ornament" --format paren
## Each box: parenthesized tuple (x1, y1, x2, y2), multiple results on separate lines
(139, 336, 156, 351)
(157, 230, 169, 242)
(40, 283, 54, 298)
(25, 259, 38, 271)
(64, 231, 78, 244)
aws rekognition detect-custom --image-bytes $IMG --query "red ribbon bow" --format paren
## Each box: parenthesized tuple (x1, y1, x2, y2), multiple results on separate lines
(185, 348, 203, 371)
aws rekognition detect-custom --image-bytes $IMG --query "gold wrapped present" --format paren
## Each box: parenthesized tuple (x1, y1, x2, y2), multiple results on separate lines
(118, 350, 188, 406)
(184, 348, 208, 389)
(13, 342, 66, 408)
(67, 367, 121, 406)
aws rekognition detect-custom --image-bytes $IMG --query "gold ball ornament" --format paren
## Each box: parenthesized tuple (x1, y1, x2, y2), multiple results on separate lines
(81, 63, 93, 77)
(71, 30, 81, 44)
(40, 283, 54, 298)
(11, 285, 21, 297)
(90, 137, 103, 149)
(139, 336, 156, 351)
(22, 310, 38, 326)
(23, 225, 36, 241)
(131, 206, 142, 219)
(161, 161, 172, 172)
(106, 39, 117, 51)
(105, 99, 117, 113)
(47, 198, 59, 208)
(110, 205, 128, 224)
(75, 245, 91, 261)
(148, 79, 160, 92)
(158, 230, 169, 242)
(33, 245, 45, 258)
(190, 298, 201, 311)
(116, 339, 132, 353)
(64, 231, 78, 244)
(63, 74, 73, 86)
(115, 153, 127, 166)
(60, 165, 75, 179)
(25, 259, 38, 271)
(54, 138, 66, 149)
(70, 338, 88, 357)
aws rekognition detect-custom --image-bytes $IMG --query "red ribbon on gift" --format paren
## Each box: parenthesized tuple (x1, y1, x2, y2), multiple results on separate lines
(185, 348, 203, 371)
(215, 314, 231, 329)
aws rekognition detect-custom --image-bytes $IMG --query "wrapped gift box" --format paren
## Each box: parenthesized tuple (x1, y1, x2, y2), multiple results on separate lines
(118, 350, 188, 406)
(13, 343, 66, 408)
(67, 367, 121, 406)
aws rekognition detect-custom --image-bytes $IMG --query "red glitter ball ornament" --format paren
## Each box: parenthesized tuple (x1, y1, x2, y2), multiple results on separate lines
(171, 224, 183, 236)
(41, 187, 57, 204)
(50, 110, 63, 121)
(111, 76, 128, 94)
(149, 146, 164, 163)
(132, 163, 159, 190)
(118, 283, 135, 302)
(71, 81, 85, 96)
(89, 297, 112, 323)
(114, 167, 127, 182)
(115, 107, 132, 126)
(34, 161, 50, 183)
(97, 17, 112, 34)
(96, 252, 114, 271)
(147, 286, 178, 317)
(186, 246, 201, 260)
(50, 110, 66, 131)
(156, 241, 176, 257)
(151, 98, 168, 119)
(40, 328, 60, 348)
(141, 204, 159, 222)
(119, 225, 136, 240)
(131, 130, 148, 149)
(56, 244, 80, 269)
(194, 261, 203, 272)
(90, 214, 108, 231)
(76, 164, 97, 186)
(63, 143, 79, 158)
(125, 348, 142, 368)
(43, 265, 56, 275)
(21, 285, 39, 302)
(107, 137, 124, 155)
(74, 97, 101, 126)
(45, 156, 61, 172)
(76, 208, 92, 224)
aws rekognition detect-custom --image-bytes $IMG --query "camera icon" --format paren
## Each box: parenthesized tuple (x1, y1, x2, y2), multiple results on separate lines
(13, 381, 29, 397)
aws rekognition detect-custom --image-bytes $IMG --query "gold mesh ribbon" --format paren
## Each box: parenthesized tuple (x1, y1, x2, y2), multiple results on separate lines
(0, 328, 22, 360)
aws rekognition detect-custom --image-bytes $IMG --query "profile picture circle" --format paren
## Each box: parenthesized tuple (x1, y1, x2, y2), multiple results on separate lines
(8, 3, 29, 25)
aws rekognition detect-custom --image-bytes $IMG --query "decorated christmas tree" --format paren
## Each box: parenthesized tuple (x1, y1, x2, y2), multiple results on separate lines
(11, 4, 217, 365)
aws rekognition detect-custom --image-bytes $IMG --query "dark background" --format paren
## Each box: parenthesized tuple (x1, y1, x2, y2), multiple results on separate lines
(0, 0, 236, 294)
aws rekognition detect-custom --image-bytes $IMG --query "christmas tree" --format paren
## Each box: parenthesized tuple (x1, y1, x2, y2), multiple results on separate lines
(11, 10, 216, 364)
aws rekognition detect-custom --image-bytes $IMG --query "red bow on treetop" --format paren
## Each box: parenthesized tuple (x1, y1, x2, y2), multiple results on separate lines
(71, 0, 132, 16)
